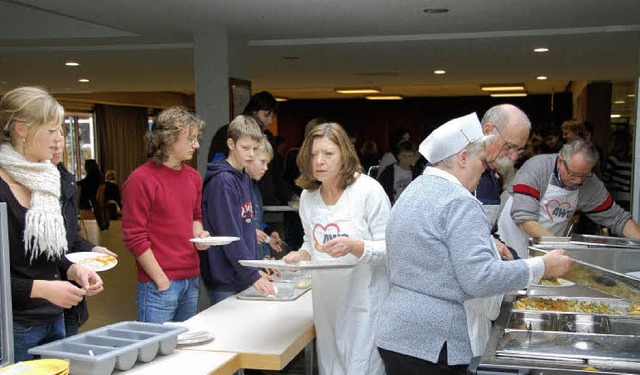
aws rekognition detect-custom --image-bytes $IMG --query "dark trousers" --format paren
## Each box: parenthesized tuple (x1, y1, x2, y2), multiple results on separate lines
(378, 343, 468, 375)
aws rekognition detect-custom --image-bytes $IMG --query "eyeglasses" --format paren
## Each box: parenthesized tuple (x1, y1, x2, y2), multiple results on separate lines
(561, 158, 592, 180)
(494, 126, 525, 156)
(187, 135, 201, 144)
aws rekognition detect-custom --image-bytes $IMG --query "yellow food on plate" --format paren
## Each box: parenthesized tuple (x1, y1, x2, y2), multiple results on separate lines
(582, 366, 598, 371)
(296, 281, 310, 289)
(538, 277, 561, 286)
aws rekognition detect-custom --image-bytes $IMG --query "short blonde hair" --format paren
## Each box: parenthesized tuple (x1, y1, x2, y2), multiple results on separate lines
(256, 135, 274, 159)
(296, 122, 362, 191)
(0, 86, 64, 144)
(147, 106, 204, 164)
(227, 115, 263, 144)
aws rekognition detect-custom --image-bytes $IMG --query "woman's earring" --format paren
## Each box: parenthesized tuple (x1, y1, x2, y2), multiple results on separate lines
(21, 138, 26, 155)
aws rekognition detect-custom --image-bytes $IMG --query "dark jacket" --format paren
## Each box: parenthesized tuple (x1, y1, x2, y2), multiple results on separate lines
(0, 173, 73, 324)
(59, 164, 95, 327)
(200, 160, 260, 292)
(377, 163, 420, 205)
(206, 124, 229, 163)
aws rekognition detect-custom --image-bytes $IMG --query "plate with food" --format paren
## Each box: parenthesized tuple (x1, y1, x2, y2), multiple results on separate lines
(65, 252, 118, 272)
(536, 277, 575, 287)
(190, 236, 240, 246)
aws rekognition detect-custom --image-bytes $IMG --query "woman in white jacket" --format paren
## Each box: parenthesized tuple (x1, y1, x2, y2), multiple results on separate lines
(284, 122, 391, 375)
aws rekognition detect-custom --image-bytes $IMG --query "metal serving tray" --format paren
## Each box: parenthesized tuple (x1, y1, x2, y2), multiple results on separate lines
(529, 246, 640, 303)
(496, 330, 640, 363)
(571, 234, 640, 249)
(236, 282, 311, 301)
(512, 296, 633, 317)
(28, 321, 186, 375)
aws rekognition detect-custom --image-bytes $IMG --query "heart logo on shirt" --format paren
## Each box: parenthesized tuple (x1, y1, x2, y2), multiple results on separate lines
(544, 199, 574, 222)
(312, 223, 341, 246)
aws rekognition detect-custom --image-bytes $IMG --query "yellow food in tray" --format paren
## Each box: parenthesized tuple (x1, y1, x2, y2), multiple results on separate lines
(513, 297, 624, 315)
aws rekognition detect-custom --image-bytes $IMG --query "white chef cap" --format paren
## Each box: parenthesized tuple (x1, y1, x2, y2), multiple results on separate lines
(418, 112, 483, 163)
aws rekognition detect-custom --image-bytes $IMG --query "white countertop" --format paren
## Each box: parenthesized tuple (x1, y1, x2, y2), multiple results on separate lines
(112, 350, 239, 375)
(179, 291, 314, 370)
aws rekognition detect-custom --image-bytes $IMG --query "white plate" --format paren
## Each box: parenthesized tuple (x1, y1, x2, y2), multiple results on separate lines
(190, 236, 240, 246)
(239, 259, 356, 270)
(535, 278, 575, 287)
(178, 332, 215, 345)
(65, 252, 118, 272)
(626, 271, 640, 279)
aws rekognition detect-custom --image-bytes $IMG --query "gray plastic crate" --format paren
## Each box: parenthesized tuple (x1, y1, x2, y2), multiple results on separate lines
(28, 321, 187, 375)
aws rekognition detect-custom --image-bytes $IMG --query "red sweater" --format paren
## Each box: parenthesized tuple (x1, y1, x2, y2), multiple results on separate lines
(122, 161, 203, 282)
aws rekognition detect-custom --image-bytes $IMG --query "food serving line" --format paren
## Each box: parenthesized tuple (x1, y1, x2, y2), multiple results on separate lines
(469, 235, 640, 374)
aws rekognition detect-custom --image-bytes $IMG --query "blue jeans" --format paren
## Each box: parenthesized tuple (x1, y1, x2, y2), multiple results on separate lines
(208, 289, 237, 305)
(13, 315, 65, 362)
(137, 277, 199, 323)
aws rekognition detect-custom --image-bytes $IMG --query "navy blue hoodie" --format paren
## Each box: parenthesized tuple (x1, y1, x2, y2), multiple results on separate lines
(200, 159, 260, 292)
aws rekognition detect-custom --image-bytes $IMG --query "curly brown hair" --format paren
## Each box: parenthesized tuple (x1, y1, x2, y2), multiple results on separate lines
(295, 122, 362, 191)
(146, 106, 204, 164)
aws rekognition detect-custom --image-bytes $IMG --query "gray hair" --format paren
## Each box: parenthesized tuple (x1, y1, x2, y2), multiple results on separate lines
(481, 104, 531, 132)
(437, 135, 491, 168)
(559, 138, 599, 164)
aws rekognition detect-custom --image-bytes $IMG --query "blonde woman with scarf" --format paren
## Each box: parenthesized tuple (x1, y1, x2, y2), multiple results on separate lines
(0, 87, 104, 361)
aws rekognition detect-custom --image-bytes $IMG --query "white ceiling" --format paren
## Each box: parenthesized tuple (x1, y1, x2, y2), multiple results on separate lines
(0, 0, 638, 106)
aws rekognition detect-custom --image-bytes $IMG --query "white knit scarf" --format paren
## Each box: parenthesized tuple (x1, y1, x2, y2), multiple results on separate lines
(0, 143, 67, 261)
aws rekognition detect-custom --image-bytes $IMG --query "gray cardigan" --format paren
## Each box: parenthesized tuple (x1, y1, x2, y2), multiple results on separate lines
(375, 170, 530, 365)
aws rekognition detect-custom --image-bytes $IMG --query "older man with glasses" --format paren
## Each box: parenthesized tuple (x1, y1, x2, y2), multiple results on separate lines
(474, 104, 531, 261)
(497, 138, 640, 258)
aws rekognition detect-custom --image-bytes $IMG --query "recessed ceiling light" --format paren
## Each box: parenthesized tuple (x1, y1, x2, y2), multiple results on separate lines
(365, 95, 403, 100)
(423, 8, 448, 14)
(533, 47, 549, 53)
(628, 94, 636, 98)
(65, 61, 80, 67)
(480, 84, 525, 92)
(434, 70, 446, 75)
(78, 78, 90, 83)
(611, 114, 621, 118)
(536, 76, 548, 80)
(275, 97, 288, 102)
(490, 93, 528, 98)
(335, 87, 381, 94)
(614, 100, 625, 104)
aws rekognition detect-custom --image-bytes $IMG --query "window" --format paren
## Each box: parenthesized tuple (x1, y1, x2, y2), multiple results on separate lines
(63, 113, 96, 179)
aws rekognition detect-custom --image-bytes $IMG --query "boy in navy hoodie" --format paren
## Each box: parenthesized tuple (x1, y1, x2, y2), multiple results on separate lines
(200, 115, 276, 305)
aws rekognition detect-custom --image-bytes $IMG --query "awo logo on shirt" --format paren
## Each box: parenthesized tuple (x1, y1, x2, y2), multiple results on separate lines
(241, 200, 254, 221)
(545, 199, 574, 221)
(312, 223, 349, 245)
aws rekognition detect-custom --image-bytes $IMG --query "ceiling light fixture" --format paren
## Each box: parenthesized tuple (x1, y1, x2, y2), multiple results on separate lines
(423, 8, 449, 14)
(536, 76, 548, 80)
(614, 100, 625, 104)
(611, 114, 621, 118)
(335, 87, 381, 94)
(434, 69, 446, 75)
(78, 78, 90, 83)
(628, 94, 636, 98)
(490, 93, 528, 98)
(275, 97, 289, 102)
(480, 84, 525, 92)
(365, 95, 403, 100)
(533, 47, 549, 53)
(65, 61, 80, 66)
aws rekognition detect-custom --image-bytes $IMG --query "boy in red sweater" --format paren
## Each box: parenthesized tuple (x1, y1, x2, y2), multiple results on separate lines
(122, 107, 210, 323)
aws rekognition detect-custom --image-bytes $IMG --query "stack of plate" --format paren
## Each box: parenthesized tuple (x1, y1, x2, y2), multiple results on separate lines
(0, 359, 69, 375)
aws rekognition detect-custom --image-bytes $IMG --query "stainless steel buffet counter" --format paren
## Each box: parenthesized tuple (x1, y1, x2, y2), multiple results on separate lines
(469, 237, 640, 374)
